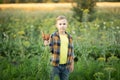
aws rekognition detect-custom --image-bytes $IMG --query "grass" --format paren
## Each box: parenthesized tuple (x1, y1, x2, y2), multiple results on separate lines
(0, 3, 120, 80)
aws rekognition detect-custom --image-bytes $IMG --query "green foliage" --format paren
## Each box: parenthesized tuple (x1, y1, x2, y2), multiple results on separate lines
(52, 0, 59, 3)
(72, 0, 96, 22)
(0, 8, 120, 80)
(0, 55, 50, 80)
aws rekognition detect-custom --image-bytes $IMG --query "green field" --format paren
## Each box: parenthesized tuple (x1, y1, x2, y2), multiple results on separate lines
(0, 4, 120, 80)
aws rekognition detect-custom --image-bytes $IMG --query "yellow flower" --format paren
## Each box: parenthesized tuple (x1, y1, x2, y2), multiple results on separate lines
(23, 41, 30, 47)
(94, 72, 104, 78)
(104, 67, 116, 72)
(17, 31, 25, 35)
(107, 55, 119, 62)
(84, 9, 89, 13)
(13, 34, 16, 38)
(97, 57, 105, 62)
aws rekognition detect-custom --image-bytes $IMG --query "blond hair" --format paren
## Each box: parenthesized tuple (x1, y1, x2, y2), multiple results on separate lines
(56, 15, 67, 21)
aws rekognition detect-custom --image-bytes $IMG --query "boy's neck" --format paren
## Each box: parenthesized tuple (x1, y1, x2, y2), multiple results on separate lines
(59, 31, 66, 35)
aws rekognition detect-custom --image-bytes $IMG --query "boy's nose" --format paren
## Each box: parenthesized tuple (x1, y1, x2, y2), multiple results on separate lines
(61, 26, 65, 28)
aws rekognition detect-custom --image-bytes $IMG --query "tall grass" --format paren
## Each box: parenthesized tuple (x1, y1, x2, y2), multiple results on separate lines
(0, 8, 120, 80)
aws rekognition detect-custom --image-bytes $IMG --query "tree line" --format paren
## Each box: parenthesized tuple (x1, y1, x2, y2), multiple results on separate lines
(0, 0, 120, 3)
(0, 0, 72, 3)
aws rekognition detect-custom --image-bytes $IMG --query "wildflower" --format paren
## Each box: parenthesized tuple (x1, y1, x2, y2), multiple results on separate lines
(104, 67, 116, 72)
(104, 67, 116, 80)
(13, 34, 16, 38)
(95, 23, 97, 26)
(17, 31, 25, 35)
(94, 72, 104, 78)
(72, 30, 75, 34)
(31, 25, 34, 28)
(84, 9, 89, 13)
(107, 55, 119, 62)
(3, 32, 8, 38)
(23, 41, 30, 47)
(77, 36, 81, 40)
(103, 26, 106, 29)
(103, 22, 106, 25)
(97, 57, 105, 62)
(97, 24, 100, 28)
(116, 26, 119, 29)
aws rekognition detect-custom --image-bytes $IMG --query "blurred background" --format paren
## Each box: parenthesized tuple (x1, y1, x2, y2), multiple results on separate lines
(0, 0, 120, 3)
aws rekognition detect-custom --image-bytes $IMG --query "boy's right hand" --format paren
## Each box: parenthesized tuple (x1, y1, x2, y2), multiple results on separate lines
(44, 40, 49, 46)
(42, 32, 50, 46)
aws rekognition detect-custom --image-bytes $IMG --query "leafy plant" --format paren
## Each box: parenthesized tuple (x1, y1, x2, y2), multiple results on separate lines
(72, 0, 96, 22)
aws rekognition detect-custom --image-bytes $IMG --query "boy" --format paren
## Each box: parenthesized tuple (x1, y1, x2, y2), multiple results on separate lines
(44, 15, 74, 80)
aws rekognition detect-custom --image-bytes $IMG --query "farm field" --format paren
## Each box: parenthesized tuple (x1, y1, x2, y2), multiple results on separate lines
(0, 2, 120, 80)
(0, 2, 120, 10)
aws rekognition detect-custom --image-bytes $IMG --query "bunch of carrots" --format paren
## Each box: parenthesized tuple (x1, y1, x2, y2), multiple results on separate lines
(42, 32, 50, 41)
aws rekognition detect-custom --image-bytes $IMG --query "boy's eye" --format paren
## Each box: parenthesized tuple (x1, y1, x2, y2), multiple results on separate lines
(63, 23, 66, 25)
(59, 23, 62, 25)
(59, 23, 66, 25)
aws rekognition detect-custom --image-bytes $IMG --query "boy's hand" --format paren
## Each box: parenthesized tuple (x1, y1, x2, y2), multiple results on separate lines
(69, 62, 74, 72)
(44, 40, 49, 46)
(42, 32, 50, 46)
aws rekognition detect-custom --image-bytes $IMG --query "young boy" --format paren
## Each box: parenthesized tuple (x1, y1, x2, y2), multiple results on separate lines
(44, 15, 74, 80)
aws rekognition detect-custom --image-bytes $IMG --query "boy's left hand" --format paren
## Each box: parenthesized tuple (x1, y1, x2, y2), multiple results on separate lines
(69, 62, 74, 72)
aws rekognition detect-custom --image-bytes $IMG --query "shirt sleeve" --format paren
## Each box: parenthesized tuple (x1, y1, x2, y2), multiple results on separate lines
(69, 35, 75, 60)
(49, 34, 53, 53)
(71, 40, 75, 60)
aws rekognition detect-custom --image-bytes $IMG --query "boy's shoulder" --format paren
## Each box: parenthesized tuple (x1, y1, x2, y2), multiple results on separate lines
(50, 31, 58, 38)
(66, 32, 73, 39)
(51, 31, 58, 36)
(50, 31, 73, 39)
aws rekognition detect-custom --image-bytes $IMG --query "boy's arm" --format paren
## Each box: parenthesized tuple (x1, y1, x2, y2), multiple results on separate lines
(69, 37, 75, 72)
(43, 34, 53, 54)
(70, 60, 74, 72)
(49, 34, 53, 53)
(69, 50, 74, 72)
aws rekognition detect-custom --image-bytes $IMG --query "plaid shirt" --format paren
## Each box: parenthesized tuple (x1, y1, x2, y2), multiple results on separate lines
(49, 31, 74, 66)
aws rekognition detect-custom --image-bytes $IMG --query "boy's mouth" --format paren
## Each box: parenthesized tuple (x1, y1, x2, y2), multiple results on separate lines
(60, 29, 65, 31)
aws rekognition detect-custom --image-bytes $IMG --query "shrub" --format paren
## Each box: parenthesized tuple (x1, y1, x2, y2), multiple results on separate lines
(72, 0, 96, 22)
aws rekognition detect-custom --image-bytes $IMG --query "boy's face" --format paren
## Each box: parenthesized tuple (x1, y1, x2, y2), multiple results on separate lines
(56, 19, 68, 32)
